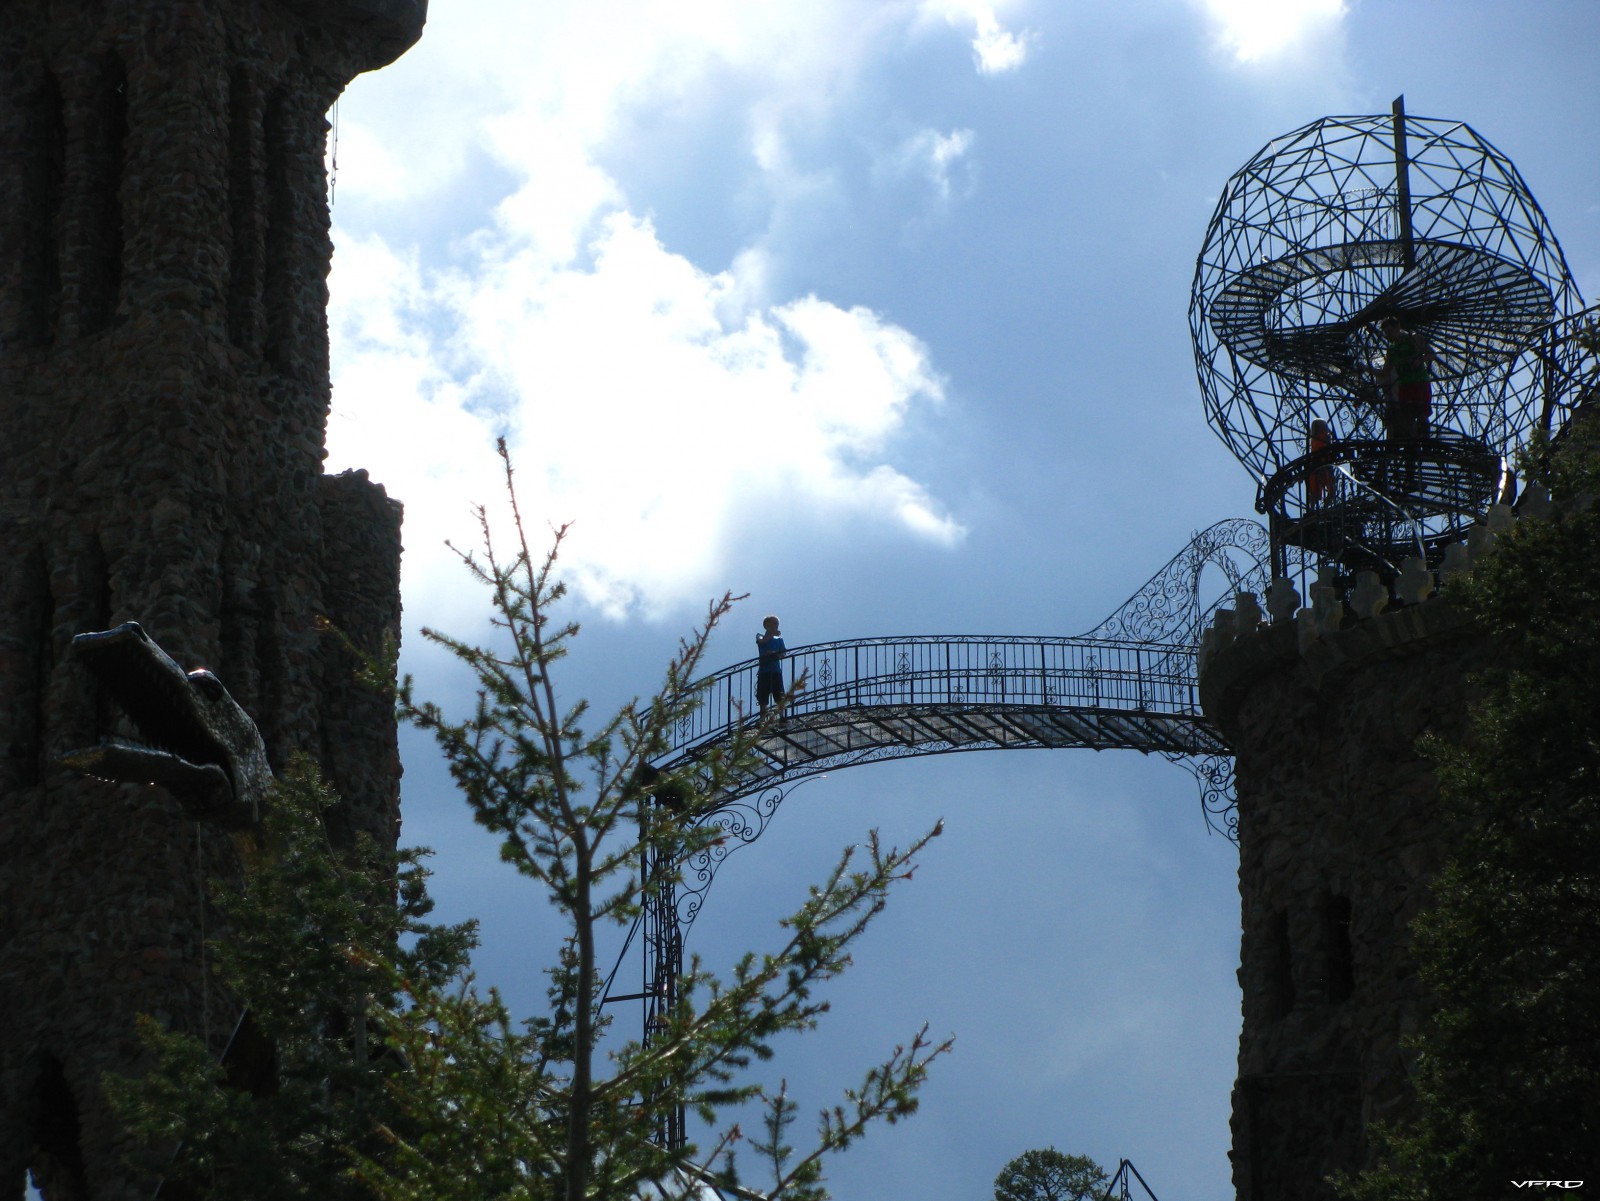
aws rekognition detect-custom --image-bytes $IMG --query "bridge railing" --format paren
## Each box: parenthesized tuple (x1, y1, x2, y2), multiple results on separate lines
(665, 635, 1200, 760)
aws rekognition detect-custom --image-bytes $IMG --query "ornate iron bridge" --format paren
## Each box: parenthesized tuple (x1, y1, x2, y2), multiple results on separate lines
(613, 519, 1271, 1146)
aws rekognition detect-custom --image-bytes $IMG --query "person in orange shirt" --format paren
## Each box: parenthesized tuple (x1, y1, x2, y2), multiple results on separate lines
(1307, 418, 1335, 507)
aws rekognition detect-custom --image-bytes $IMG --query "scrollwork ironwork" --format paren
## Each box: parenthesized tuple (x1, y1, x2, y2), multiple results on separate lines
(1084, 517, 1271, 647)
(672, 782, 792, 937)
(1189, 753, 1240, 842)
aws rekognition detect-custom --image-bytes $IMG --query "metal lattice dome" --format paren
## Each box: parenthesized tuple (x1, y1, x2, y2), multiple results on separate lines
(1189, 102, 1586, 577)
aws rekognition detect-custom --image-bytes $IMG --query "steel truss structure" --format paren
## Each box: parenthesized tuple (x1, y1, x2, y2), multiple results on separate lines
(1099, 1158, 1164, 1200)
(1190, 98, 1587, 584)
(615, 521, 1270, 1145)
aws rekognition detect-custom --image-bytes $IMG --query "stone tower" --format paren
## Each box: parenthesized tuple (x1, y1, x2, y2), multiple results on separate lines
(1201, 602, 1488, 1199)
(1187, 104, 1588, 1200)
(0, 2, 425, 1196)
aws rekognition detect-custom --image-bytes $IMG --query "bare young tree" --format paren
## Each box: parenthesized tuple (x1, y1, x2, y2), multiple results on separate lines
(113, 439, 949, 1201)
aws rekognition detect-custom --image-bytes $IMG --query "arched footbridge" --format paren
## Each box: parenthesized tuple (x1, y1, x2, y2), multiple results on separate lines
(644, 625, 1241, 932)
(613, 518, 1275, 1146)
(652, 517, 1269, 854)
(612, 521, 1271, 1097)
(670, 628, 1226, 784)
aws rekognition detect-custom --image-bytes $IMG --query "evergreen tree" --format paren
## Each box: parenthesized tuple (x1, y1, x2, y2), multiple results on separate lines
(105, 757, 476, 1200)
(111, 440, 949, 1199)
(1336, 418, 1600, 1199)
(992, 1147, 1109, 1201)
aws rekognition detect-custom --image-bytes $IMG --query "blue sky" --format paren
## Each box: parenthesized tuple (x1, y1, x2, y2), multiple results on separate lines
(320, 3, 1600, 1197)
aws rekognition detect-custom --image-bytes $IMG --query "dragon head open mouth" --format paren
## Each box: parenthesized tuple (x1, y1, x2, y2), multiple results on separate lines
(58, 622, 272, 827)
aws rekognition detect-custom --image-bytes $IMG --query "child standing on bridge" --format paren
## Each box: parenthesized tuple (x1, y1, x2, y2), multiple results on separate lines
(756, 615, 786, 716)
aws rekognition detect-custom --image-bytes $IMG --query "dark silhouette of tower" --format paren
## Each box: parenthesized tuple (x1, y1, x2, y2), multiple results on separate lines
(0, 3, 425, 1196)
(1202, 604, 1489, 1198)
(1190, 103, 1590, 1199)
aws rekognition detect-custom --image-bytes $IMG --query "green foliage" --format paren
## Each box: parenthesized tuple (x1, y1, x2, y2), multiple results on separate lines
(105, 759, 477, 1200)
(1335, 425, 1600, 1199)
(111, 440, 949, 1200)
(992, 1147, 1109, 1201)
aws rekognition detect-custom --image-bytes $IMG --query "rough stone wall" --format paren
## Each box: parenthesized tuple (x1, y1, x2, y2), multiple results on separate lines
(1202, 602, 1490, 1201)
(0, 2, 423, 1197)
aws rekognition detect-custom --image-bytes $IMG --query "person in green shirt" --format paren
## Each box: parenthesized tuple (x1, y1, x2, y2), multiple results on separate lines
(1378, 315, 1437, 441)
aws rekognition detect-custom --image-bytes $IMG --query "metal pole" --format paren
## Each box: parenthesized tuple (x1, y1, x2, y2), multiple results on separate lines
(1391, 95, 1415, 271)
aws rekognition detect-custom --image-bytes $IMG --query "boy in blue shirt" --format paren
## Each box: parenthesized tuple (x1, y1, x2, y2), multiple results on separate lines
(756, 615, 786, 715)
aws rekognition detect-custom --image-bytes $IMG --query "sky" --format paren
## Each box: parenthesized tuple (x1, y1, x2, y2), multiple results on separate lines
(318, 3, 1600, 1198)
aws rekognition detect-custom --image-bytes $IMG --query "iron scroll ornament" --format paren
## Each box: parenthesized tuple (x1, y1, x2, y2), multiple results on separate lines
(1083, 516, 1272, 647)
(672, 781, 790, 933)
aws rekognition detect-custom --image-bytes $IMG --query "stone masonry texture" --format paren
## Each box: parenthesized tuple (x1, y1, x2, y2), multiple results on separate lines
(1202, 600, 1490, 1201)
(0, 2, 424, 1196)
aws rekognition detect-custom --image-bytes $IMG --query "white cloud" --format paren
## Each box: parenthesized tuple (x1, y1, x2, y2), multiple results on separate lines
(878, 127, 976, 213)
(326, 2, 981, 621)
(920, 0, 1035, 75)
(971, 12, 1033, 74)
(924, 128, 976, 203)
(1200, 0, 1347, 64)
(329, 212, 961, 623)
